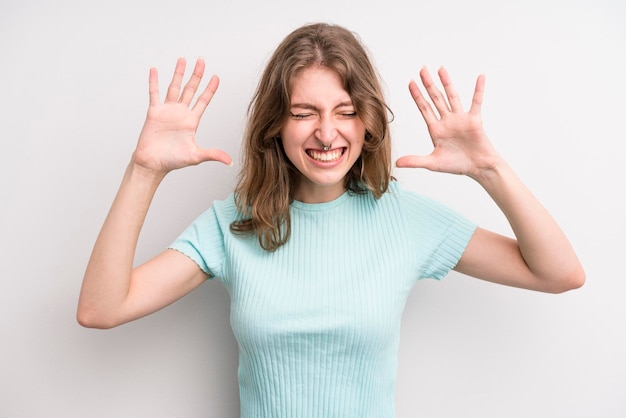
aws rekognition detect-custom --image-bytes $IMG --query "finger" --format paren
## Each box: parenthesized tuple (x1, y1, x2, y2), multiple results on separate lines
(419, 67, 450, 116)
(179, 58, 205, 105)
(438, 67, 463, 112)
(148, 67, 160, 106)
(194, 148, 233, 166)
(395, 154, 434, 169)
(191, 75, 220, 117)
(165, 57, 186, 103)
(469, 74, 486, 116)
(409, 79, 439, 125)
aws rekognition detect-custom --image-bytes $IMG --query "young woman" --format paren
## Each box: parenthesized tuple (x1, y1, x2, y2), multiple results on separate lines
(77, 23, 584, 417)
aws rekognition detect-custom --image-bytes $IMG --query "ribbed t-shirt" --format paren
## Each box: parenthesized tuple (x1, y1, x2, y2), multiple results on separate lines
(169, 181, 477, 418)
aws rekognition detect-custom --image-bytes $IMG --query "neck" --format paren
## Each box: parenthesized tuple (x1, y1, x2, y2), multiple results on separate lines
(293, 181, 346, 203)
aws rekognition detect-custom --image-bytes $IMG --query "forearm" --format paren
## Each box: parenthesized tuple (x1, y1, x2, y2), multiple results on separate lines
(474, 159, 585, 290)
(77, 162, 165, 328)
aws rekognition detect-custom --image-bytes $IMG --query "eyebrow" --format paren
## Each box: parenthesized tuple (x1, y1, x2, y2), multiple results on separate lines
(290, 101, 355, 111)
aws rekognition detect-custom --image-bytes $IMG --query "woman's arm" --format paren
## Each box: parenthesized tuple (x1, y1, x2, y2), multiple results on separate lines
(455, 161, 585, 293)
(396, 67, 584, 293)
(77, 58, 231, 329)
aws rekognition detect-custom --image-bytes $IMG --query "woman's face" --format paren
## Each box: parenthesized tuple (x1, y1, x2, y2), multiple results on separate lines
(280, 66, 365, 203)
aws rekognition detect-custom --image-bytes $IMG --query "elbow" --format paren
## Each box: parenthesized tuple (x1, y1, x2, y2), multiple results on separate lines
(76, 305, 120, 330)
(570, 267, 586, 290)
(548, 264, 586, 294)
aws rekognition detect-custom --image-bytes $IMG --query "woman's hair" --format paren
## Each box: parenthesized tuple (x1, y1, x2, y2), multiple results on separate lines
(230, 23, 393, 251)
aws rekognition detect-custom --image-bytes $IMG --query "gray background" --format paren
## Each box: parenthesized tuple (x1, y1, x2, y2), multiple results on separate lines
(1, 0, 624, 416)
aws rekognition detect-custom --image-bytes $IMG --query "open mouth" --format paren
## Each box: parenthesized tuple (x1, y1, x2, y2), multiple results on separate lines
(306, 147, 345, 163)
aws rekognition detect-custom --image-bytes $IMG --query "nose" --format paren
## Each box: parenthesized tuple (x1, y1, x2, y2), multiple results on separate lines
(314, 115, 338, 143)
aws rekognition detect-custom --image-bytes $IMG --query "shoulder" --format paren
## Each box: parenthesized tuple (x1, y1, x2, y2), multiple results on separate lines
(198, 193, 238, 223)
(177, 193, 239, 238)
(383, 180, 476, 228)
(212, 192, 237, 213)
(380, 180, 439, 209)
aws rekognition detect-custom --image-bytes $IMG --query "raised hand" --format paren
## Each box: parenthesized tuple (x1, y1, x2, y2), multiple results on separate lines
(396, 67, 499, 181)
(133, 58, 232, 175)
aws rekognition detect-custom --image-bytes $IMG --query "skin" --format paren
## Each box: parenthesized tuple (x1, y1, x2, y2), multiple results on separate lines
(281, 67, 365, 203)
(77, 58, 585, 329)
(398, 67, 584, 292)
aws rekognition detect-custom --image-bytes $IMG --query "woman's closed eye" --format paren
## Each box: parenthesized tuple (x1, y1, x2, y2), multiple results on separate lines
(290, 112, 313, 120)
(289, 111, 357, 120)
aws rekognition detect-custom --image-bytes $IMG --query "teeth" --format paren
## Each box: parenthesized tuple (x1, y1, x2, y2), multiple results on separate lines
(308, 149, 343, 162)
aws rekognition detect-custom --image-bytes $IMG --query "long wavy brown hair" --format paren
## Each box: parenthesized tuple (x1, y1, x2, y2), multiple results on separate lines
(230, 23, 393, 251)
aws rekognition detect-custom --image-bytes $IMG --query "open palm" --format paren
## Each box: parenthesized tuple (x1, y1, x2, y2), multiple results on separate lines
(396, 67, 499, 180)
(133, 58, 231, 174)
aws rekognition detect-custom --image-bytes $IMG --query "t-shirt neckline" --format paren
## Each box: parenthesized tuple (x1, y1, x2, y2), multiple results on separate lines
(290, 191, 351, 212)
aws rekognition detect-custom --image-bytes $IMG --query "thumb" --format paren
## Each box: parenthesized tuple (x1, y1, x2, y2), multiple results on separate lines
(195, 148, 233, 166)
(395, 154, 433, 169)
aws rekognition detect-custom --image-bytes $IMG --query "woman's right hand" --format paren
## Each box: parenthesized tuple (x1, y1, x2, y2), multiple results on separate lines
(133, 57, 232, 175)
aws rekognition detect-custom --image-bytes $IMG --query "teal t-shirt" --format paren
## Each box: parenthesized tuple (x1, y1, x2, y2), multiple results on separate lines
(170, 181, 477, 418)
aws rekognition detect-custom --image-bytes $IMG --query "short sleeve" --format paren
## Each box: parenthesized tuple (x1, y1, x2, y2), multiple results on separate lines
(168, 203, 228, 280)
(394, 183, 478, 280)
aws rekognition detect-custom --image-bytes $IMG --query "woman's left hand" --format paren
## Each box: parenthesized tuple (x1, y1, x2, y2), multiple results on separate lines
(398, 68, 585, 293)
(396, 67, 500, 181)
